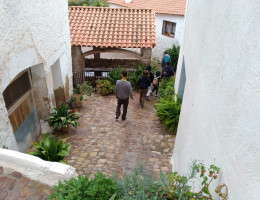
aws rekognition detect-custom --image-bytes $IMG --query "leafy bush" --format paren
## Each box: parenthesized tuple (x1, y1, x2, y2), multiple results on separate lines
(116, 165, 167, 200)
(67, 96, 76, 109)
(68, 0, 88, 6)
(45, 104, 80, 130)
(166, 44, 180, 71)
(49, 171, 118, 200)
(96, 79, 115, 95)
(49, 163, 228, 200)
(73, 81, 93, 96)
(68, 0, 109, 7)
(155, 95, 182, 135)
(108, 68, 124, 85)
(89, 0, 109, 7)
(161, 161, 228, 200)
(28, 134, 71, 163)
(158, 78, 175, 98)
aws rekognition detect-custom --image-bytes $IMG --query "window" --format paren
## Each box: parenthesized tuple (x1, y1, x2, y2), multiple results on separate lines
(162, 20, 176, 38)
(3, 71, 31, 110)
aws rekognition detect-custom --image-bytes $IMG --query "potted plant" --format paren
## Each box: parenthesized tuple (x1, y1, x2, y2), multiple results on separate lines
(95, 80, 114, 96)
(67, 96, 77, 113)
(28, 134, 71, 164)
(72, 81, 93, 108)
(45, 104, 80, 133)
(72, 85, 83, 108)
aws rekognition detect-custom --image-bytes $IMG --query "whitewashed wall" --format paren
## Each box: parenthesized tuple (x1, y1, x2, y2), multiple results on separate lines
(173, 0, 260, 199)
(109, 3, 185, 61)
(153, 14, 184, 61)
(0, 0, 72, 150)
(0, 149, 78, 186)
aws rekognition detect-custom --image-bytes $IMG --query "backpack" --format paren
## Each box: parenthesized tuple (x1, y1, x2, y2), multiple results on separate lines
(152, 77, 158, 86)
(139, 77, 148, 89)
(163, 56, 170, 65)
(162, 67, 170, 78)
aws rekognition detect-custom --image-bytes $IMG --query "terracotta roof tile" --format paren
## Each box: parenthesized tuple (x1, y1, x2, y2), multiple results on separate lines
(69, 6, 156, 48)
(107, 0, 186, 16)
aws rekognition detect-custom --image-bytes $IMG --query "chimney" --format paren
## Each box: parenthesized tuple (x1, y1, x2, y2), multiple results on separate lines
(125, 0, 132, 3)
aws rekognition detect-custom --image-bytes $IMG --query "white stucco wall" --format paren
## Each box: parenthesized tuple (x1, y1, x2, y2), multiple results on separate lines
(153, 14, 184, 61)
(173, 0, 260, 199)
(0, 149, 78, 186)
(0, 0, 72, 151)
(109, 3, 124, 8)
(109, 3, 185, 61)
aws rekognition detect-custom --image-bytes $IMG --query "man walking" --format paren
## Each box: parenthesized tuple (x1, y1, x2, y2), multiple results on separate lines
(115, 70, 133, 121)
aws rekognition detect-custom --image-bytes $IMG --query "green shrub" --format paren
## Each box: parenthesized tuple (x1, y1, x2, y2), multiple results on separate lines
(162, 161, 228, 200)
(73, 81, 93, 96)
(45, 104, 80, 130)
(49, 172, 118, 200)
(28, 134, 71, 163)
(166, 44, 180, 71)
(49, 164, 228, 200)
(88, 0, 109, 7)
(155, 95, 182, 135)
(96, 79, 114, 95)
(115, 165, 167, 200)
(158, 77, 175, 98)
(107, 65, 145, 90)
(68, 0, 88, 6)
(108, 68, 124, 85)
(68, 0, 109, 7)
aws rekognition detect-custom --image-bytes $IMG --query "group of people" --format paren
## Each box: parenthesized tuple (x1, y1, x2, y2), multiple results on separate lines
(115, 51, 175, 121)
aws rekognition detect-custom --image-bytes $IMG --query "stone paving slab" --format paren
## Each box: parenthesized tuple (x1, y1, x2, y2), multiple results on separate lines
(63, 91, 175, 178)
(0, 166, 52, 200)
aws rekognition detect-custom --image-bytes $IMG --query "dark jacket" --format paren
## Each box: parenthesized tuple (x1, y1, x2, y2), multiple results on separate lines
(138, 76, 151, 89)
(148, 71, 154, 85)
(162, 65, 174, 78)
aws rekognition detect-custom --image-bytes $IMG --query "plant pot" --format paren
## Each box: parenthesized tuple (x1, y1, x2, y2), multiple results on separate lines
(72, 94, 82, 108)
(69, 108, 77, 114)
(59, 126, 69, 133)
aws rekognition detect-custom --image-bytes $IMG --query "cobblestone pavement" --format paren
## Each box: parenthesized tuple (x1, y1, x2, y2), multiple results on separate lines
(63, 91, 176, 178)
(0, 166, 52, 200)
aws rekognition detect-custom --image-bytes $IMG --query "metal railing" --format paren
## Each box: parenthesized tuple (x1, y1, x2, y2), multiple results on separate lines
(73, 70, 109, 88)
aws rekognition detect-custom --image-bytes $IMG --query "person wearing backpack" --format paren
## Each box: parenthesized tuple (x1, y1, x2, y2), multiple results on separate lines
(150, 71, 161, 97)
(162, 61, 174, 78)
(161, 51, 171, 68)
(137, 70, 151, 108)
(145, 65, 154, 101)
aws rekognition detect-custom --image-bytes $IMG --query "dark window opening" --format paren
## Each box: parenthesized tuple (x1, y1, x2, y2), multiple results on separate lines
(162, 20, 176, 38)
(3, 71, 31, 110)
(178, 56, 186, 99)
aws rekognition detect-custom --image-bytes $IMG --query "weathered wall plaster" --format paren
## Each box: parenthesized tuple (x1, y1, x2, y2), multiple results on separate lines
(109, 3, 185, 61)
(0, 0, 72, 151)
(0, 149, 78, 186)
(173, 0, 260, 199)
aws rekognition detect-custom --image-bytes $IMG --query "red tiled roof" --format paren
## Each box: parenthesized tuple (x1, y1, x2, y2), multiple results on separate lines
(108, 0, 186, 16)
(69, 6, 156, 48)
